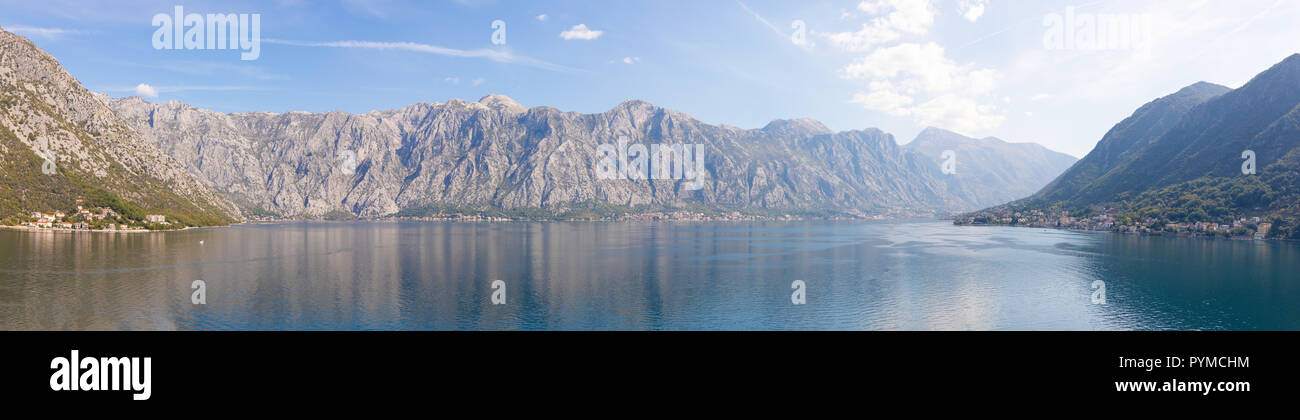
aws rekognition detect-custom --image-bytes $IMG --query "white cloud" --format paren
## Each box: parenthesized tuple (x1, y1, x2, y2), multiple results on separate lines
(821, 0, 934, 52)
(443, 77, 460, 85)
(134, 83, 158, 98)
(957, 0, 987, 22)
(841, 43, 997, 96)
(841, 42, 1004, 132)
(5, 25, 84, 39)
(856, 0, 890, 15)
(472, 78, 485, 86)
(849, 81, 914, 116)
(822, 23, 902, 52)
(909, 95, 1005, 133)
(559, 24, 603, 40)
(622, 56, 640, 64)
(536, 14, 548, 22)
(871, 0, 934, 34)
(1030, 93, 1051, 101)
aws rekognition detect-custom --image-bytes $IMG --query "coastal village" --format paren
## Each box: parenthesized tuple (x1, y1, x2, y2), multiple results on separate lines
(10, 202, 172, 232)
(956, 207, 1275, 240)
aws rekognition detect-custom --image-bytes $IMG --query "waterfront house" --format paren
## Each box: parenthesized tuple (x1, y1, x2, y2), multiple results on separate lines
(1255, 223, 1273, 240)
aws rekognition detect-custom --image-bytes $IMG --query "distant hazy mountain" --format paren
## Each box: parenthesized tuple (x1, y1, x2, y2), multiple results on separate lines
(905, 127, 1077, 208)
(0, 26, 238, 225)
(968, 53, 1300, 239)
(110, 96, 985, 218)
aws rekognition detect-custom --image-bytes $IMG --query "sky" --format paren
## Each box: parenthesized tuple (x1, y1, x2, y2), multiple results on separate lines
(4, 0, 1300, 158)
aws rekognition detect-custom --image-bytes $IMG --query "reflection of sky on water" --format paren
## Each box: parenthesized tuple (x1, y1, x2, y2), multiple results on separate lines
(0, 221, 1296, 330)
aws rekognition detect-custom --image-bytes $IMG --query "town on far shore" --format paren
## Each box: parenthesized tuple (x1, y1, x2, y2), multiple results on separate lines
(956, 207, 1275, 240)
(5, 199, 177, 232)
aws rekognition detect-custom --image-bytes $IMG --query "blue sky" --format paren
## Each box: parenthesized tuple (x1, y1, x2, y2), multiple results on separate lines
(4, 0, 1300, 157)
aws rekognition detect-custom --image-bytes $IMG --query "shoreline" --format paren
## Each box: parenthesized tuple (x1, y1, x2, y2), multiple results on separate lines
(0, 225, 194, 234)
(2, 217, 915, 234)
(956, 222, 1296, 243)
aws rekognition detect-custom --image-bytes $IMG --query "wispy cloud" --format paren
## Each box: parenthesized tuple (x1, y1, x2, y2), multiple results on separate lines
(4, 25, 85, 39)
(735, 0, 813, 48)
(103, 85, 258, 97)
(735, 0, 783, 38)
(264, 39, 584, 73)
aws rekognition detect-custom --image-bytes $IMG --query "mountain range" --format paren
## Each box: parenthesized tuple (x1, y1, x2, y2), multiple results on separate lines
(0, 26, 1077, 223)
(107, 95, 1079, 219)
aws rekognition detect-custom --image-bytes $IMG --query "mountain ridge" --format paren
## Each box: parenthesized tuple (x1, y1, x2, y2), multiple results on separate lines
(0, 26, 239, 226)
(107, 93, 1075, 219)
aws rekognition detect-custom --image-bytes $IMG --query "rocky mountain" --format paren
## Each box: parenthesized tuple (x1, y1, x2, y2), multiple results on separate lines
(1087, 56, 1300, 199)
(0, 24, 1079, 222)
(109, 95, 1001, 218)
(0, 26, 239, 225)
(965, 54, 1300, 239)
(904, 127, 1077, 207)
(1030, 81, 1231, 205)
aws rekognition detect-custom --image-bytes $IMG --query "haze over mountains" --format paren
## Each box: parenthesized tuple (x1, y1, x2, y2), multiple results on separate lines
(0, 26, 1077, 223)
(905, 127, 1077, 208)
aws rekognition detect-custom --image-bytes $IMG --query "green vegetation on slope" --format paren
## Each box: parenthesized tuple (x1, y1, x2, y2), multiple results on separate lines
(0, 121, 230, 227)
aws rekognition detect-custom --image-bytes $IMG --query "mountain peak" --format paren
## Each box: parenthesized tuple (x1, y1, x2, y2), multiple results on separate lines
(477, 94, 525, 112)
(1174, 81, 1231, 97)
(615, 99, 658, 110)
(917, 126, 964, 137)
(910, 126, 975, 145)
(762, 118, 831, 135)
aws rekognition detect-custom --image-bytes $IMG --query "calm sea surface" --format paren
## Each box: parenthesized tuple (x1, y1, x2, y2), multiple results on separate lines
(0, 221, 1296, 330)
